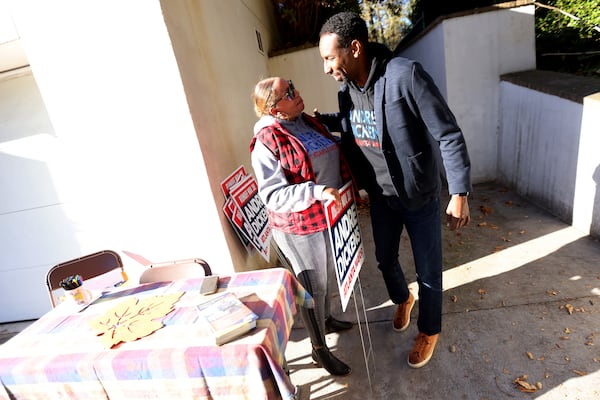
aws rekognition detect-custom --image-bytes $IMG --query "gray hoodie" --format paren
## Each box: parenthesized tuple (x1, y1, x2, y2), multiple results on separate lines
(251, 114, 342, 214)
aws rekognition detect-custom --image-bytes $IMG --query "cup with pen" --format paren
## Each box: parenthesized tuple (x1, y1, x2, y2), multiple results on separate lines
(60, 275, 92, 305)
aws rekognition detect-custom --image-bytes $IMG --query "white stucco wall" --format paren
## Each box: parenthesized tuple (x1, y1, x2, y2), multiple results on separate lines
(268, 46, 342, 115)
(399, 5, 536, 184)
(400, 24, 447, 96)
(0, 69, 59, 320)
(1, 0, 282, 322)
(159, 0, 280, 269)
(0, 4, 27, 71)
(497, 82, 583, 221)
(573, 93, 600, 236)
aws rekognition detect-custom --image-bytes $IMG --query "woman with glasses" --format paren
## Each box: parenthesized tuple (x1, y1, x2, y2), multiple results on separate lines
(250, 77, 354, 376)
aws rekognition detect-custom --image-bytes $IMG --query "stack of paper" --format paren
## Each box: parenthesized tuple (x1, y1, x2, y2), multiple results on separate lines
(196, 292, 258, 345)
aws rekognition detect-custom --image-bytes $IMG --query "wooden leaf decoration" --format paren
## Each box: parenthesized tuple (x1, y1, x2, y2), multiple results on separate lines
(89, 292, 184, 348)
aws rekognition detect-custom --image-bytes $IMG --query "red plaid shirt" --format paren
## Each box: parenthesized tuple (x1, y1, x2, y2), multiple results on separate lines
(250, 114, 354, 235)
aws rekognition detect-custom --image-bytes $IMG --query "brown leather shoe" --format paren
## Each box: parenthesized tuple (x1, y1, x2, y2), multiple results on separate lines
(392, 292, 415, 332)
(408, 332, 439, 368)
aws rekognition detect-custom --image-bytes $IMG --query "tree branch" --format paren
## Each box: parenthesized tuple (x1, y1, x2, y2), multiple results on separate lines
(534, 1, 600, 33)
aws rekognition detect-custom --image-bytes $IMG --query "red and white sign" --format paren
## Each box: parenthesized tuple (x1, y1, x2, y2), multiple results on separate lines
(221, 167, 271, 261)
(325, 181, 364, 311)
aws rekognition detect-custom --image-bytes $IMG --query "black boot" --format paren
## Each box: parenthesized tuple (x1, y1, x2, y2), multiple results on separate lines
(312, 346, 352, 376)
(295, 271, 352, 376)
(325, 316, 353, 333)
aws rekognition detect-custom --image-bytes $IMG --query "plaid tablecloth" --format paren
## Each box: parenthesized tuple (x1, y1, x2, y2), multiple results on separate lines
(0, 267, 313, 400)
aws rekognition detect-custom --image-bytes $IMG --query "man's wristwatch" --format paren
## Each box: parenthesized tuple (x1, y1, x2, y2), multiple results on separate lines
(457, 192, 469, 197)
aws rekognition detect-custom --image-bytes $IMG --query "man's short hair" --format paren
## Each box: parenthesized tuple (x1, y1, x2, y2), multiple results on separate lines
(319, 11, 368, 49)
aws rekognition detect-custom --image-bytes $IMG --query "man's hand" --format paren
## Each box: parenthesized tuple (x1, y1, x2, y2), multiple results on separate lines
(446, 194, 470, 231)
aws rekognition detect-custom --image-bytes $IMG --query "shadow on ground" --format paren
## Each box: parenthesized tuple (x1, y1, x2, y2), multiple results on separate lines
(286, 181, 600, 400)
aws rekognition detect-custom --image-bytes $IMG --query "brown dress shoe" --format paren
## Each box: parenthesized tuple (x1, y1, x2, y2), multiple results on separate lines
(408, 332, 439, 368)
(393, 292, 415, 332)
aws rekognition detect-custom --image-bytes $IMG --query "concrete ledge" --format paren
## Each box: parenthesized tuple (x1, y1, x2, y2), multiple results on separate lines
(501, 69, 600, 104)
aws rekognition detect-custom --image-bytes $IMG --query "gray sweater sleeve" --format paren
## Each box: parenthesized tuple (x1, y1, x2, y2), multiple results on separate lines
(251, 139, 326, 213)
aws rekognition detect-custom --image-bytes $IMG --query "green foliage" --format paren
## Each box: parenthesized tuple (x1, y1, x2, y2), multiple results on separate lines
(536, 0, 600, 38)
(270, 0, 360, 52)
(270, 0, 411, 52)
(359, 0, 413, 50)
(535, 0, 600, 76)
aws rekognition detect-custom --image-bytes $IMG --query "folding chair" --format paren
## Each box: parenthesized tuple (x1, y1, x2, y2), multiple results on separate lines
(46, 250, 128, 307)
(139, 258, 212, 284)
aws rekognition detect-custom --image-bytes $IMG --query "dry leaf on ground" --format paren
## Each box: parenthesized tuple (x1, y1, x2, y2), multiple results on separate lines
(514, 375, 539, 393)
(480, 205, 492, 216)
(563, 304, 574, 314)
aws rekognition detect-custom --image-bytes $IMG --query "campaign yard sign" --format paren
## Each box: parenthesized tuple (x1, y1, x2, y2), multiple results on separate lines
(222, 197, 253, 253)
(220, 165, 247, 198)
(221, 167, 253, 253)
(325, 181, 365, 311)
(221, 166, 271, 259)
(229, 174, 271, 261)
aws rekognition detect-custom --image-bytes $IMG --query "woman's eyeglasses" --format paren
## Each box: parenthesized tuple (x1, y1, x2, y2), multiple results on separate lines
(269, 80, 296, 107)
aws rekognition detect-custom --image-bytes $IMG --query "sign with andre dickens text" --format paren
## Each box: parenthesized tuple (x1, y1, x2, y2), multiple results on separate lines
(229, 174, 271, 261)
(325, 181, 365, 312)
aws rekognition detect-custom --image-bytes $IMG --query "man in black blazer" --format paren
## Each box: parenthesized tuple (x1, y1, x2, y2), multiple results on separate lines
(318, 11, 472, 368)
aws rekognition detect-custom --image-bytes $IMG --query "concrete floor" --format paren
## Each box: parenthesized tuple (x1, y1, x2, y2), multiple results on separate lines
(285, 181, 600, 400)
(1, 181, 599, 399)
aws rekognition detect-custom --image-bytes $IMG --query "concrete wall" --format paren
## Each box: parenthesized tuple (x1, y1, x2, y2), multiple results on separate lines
(0, 6, 26, 72)
(268, 46, 341, 115)
(498, 72, 600, 238)
(574, 94, 600, 237)
(159, 0, 280, 269)
(498, 83, 582, 221)
(400, 4, 536, 184)
(0, 0, 279, 321)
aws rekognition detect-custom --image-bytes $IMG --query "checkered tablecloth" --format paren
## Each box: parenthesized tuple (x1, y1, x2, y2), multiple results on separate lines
(0, 267, 313, 400)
